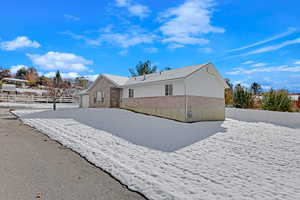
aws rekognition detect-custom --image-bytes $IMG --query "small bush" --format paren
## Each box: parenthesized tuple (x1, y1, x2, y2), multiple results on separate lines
(233, 84, 254, 108)
(225, 88, 233, 106)
(261, 89, 292, 112)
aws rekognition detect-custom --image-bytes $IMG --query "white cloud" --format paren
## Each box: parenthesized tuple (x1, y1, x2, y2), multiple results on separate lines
(27, 51, 93, 72)
(294, 60, 300, 65)
(62, 28, 155, 48)
(61, 31, 84, 40)
(0, 36, 41, 51)
(116, 0, 130, 7)
(10, 65, 28, 74)
(64, 14, 80, 21)
(43, 71, 99, 80)
(198, 47, 213, 53)
(84, 74, 99, 81)
(233, 80, 250, 88)
(88, 31, 155, 48)
(167, 43, 185, 49)
(242, 60, 254, 65)
(227, 65, 300, 75)
(229, 37, 300, 58)
(289, 74, 300, 78)
(103, 32, 155, 48)
(159, 0, 224, 47)
(127, 4, 149, 18)
(118, 49, 128, 55)
(245, 37, 300, 55)
(115, 0, 150, 18)
(261, 85, 272, 90)
(144, 47, 158, 53)
(225, 37, 300, 60)
(251, 63, 268, 67)
(44, 71, 80, 79)
(228, 27, 297, 52)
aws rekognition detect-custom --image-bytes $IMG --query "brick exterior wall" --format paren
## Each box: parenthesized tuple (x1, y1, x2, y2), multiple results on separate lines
(186, 96, 225, 122)
(121, 95, 225, 122)
(121, 96, 186, 121)
(89, 77, 116, 108)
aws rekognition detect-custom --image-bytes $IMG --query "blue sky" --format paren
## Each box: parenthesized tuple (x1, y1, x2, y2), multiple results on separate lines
(1, 0, 300, 91)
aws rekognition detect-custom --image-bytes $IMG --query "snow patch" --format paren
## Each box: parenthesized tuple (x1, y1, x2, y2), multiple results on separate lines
(15, 112, 300, 200)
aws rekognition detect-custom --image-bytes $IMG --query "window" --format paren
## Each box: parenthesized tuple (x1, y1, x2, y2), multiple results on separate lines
(96, 91, 104, 103)
(165, 84, 173, 96)
(129, 89, 134, 98)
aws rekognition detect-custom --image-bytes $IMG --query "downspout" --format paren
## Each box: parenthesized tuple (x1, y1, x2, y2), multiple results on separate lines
(184, 79, 187, 122)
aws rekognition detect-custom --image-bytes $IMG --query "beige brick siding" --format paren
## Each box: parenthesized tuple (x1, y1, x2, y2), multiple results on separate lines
(121, 96, 186, 121)
(186, 96, 225, 122)
(89, 77, 116, 108)
(121, 95, 225, 122)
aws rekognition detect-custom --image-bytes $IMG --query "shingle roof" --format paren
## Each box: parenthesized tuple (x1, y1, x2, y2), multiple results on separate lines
(89, 63, 228, 89)
(102, 74, 129, 86)
(124, 63, 208, 86)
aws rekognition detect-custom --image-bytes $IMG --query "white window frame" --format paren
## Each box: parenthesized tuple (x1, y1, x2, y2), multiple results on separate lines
(165, 84, 173, 96)
(128, 89, 134, 98)
(96, 91, 104, 103)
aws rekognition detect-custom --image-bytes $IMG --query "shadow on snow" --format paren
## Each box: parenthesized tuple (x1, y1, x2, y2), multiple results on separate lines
(23, 108, 227, 152)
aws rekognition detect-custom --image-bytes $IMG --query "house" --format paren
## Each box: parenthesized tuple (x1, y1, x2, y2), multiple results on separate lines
(1, 78, 48, 96)
(80, 63, 229, 122)
(289, 93, 300, 101)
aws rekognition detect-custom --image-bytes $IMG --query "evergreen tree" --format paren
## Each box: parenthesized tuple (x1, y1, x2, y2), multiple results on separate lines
(129, 61, 157, 77)
(251, 82, 262, 95)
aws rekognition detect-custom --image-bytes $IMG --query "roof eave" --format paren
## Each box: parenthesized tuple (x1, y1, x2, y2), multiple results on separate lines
(122, 77, 185, 87)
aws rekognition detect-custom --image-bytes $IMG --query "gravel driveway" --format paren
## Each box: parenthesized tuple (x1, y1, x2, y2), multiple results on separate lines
(0, 108, 145, 200)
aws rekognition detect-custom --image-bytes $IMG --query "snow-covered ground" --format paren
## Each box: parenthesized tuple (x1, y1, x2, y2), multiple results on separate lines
(0, 102, 78, 109)
(226, 108, 300, 129)
(13, 108, 300, 200)
(19, 108, 225, 152)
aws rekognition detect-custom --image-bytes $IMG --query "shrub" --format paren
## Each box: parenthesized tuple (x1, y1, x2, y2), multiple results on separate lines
(297, 96, 300, 108)
(225, 88, 233, 106)
(233, 84, 254, 108)
(261, 89, 292, 112)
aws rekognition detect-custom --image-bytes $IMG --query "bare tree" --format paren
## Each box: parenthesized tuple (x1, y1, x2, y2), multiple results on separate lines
(0, 67, 12, 80)
(51, 70, 62, 111)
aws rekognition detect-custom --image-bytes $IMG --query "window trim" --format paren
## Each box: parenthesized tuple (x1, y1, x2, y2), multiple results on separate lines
(128, 89, 134, 98)
(96, 91, 104, 103)
(165, 84, 173, 96)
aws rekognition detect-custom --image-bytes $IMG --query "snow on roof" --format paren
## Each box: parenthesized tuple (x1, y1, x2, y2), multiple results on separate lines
(124, 63, 208, 86)
(2, 78, 29, 82)
(78, 89, 89, 95)
(88, 63, 227, 90)
(102, 74, 129, 86)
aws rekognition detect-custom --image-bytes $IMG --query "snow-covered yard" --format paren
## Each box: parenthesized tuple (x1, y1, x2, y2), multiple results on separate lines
(13, 108, 300, 200)
(226, 108, 300, 129)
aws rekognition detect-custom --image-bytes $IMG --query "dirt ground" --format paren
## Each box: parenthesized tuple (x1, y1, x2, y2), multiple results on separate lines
(0, 108, 146, 200)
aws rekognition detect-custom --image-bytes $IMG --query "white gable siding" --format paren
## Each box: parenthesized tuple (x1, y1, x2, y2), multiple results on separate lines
(185, 65, 225, 99)
(122, 79, 185, 98)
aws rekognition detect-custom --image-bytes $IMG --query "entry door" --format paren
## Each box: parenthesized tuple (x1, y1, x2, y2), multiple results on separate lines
(110, 88, 121, 108)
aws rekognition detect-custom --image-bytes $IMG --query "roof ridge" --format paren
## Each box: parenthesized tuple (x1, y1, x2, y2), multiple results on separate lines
(102, 73, 128, 78)
(128, 63, 207, 80)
